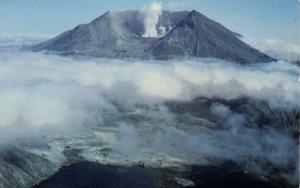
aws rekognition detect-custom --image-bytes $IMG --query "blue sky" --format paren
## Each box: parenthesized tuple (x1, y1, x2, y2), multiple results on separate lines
(0, 0, 299, 44)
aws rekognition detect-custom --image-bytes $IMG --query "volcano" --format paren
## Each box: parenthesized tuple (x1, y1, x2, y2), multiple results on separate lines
(31, 10, 275, 64)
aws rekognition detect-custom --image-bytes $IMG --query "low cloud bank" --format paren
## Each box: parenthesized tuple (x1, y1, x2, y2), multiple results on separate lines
(242, 37, 300, 62)
(0, 33, 51, 47)
(261, 39, 300, 62)
(0, 50, 299, 184)
(0, 50, 298, 137)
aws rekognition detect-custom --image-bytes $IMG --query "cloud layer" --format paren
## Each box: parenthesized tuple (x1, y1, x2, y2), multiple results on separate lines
(0, 50, 299, 135)
(0, 33, 51, 47)
(0, 49, 298, 184)
(242, 37, 300, 62)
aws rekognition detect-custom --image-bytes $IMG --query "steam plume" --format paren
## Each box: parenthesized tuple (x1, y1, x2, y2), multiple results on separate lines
(143, 2, 162, 38)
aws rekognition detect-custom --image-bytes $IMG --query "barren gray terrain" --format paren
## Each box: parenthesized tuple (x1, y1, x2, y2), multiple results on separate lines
(31, 10, 275, 64)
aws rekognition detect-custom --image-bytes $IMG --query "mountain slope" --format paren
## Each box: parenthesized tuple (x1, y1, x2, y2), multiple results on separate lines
(151, 11, 274, 63)
(31, 10, 275, 63)
(32, 11, 153, 58)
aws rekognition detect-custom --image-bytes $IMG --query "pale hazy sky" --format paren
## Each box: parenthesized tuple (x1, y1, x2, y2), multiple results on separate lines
(0, 0, 299, 44)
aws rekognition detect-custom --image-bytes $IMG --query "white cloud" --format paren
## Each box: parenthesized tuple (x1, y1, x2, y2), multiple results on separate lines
(242, 36, 300, 62)
(0, 50, 298, 139)
(0, 49, 298, 184)
(263, 39, 300, 62)
(0, 32, 53, 47)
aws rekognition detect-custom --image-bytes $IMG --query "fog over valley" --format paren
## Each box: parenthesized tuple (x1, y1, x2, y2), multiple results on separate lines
(0, 48, 299, 187)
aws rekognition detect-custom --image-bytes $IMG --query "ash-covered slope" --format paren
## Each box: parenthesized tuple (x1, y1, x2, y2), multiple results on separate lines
(152, 11, 274, 63)
(32, 10, 274, 63)
(0, 146, 59, 188)
(32, 10, 152, 58)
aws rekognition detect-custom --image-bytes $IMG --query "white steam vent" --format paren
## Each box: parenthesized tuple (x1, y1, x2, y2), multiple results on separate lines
(143, 2, 162, 38)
